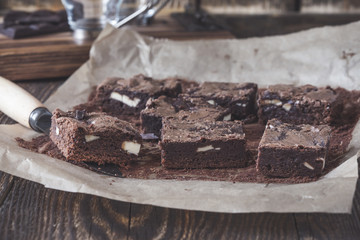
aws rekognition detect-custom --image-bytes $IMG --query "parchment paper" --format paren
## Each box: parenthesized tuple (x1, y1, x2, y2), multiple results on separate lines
(1, 21, 360, 213)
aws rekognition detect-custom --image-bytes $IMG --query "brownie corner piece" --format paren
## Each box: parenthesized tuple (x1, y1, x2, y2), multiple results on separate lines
(257, 84, 341, 125)
(256, 119, 331, 178)
(50, 109, 142, 165)
(160, 119, 247, 169)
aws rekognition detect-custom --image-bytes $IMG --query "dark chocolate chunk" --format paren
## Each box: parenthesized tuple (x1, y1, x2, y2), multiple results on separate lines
(0, 10, 70, 39)
(75, 109, 86, 120)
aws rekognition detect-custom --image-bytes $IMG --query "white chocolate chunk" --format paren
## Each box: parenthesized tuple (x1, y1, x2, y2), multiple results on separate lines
(236, 103, 247, 107)
(110, 92, 141, 107)
(85, 135, 100, 142)
(55, 126, 59, 135)
(282, 103, 292, 111)
(197, 145, 214, 152)
(264, 99, 282, 106)
(196, 145, 220, 152)
(207, 100, 215, 105)
(223, 114, 232, 121)
(316, 157, 325, 170)
(303, 162, 315, 170)
(311, 126, 319, 133)
(121, 141, 141, 155)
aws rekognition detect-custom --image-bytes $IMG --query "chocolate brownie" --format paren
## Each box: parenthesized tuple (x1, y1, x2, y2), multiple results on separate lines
(186, 82, 258, 121)
(257, 84, 342, 125)
(92, 74, 183, 116)
(160, 119, 247, 169)
(140, 95, 231, 137)
(257, 119, 331, 178)
(140, 96, 177, 138)
(50, 109, 142, 165)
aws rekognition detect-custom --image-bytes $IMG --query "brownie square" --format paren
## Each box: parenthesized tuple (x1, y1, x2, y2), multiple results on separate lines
(160, 119, 247, 169)
(92, 74, 183, 116)
(257, 84, 342, 125)
(50, 109, 142, 165)
(186, 82, 258, 121)
(257, 119, 331, 178)
(140, 95, 231, 137)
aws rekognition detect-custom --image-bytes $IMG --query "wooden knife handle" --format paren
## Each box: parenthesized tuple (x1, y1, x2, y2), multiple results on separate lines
(0, 76, 45, 129)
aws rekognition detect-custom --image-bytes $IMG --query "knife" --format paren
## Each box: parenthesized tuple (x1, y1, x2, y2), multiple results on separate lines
(0, 76, 52, 135)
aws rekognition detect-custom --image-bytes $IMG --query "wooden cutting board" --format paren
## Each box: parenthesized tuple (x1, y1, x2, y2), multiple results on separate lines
(0, 17, 234, 81)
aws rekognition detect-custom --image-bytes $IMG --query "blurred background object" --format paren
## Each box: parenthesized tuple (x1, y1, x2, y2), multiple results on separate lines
(2, 0, 360, 15)
(0, 0, 64, 12)
(1, 0, 360, 81)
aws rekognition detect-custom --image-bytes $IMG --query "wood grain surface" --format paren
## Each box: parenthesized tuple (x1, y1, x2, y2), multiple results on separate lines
(0, 33, 92, 81)
(0, 17, 234, 82)
(0, 80, 360, 240)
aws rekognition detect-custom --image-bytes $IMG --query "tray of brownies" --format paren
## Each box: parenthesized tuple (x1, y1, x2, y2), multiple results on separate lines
(0, 24, 359, 213)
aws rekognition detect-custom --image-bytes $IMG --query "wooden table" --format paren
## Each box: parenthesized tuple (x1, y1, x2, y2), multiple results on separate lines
(1, 15, 360, 240)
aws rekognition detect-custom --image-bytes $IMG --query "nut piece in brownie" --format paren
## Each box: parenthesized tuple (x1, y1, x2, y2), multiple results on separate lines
(160, 119, 247, 169)
(50, 109, 142, 165)
(186, 82, 258, 121)
(257, 84, 342, 125)
(140, 95, 231, 137)
(92, 74, 183, 116)
(257, 119, 331, 178)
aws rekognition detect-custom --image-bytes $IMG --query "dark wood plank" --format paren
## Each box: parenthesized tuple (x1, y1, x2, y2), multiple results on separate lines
(0, 172, 14, 206)
(294, 179, 360, 240)
(0, 33, 92, 81)
(129, 204, 300, 239)
(0, 177, 131, 240)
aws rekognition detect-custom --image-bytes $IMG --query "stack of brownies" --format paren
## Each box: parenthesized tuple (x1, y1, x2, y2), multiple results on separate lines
(50, 74, 343, 179)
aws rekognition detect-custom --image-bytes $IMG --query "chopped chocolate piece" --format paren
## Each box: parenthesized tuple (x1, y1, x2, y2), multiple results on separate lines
(257, 119, 331, 178)
(140, 133, 159, 140)
(160, 119, 247, 169)
(0, 10, 69, 39)
(92, 74, 183, 116)
(186, 81, 258, 121)
(75, 109, 86, 120)
(50, 109, 142, 165)
(257, 84, 342, 125)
